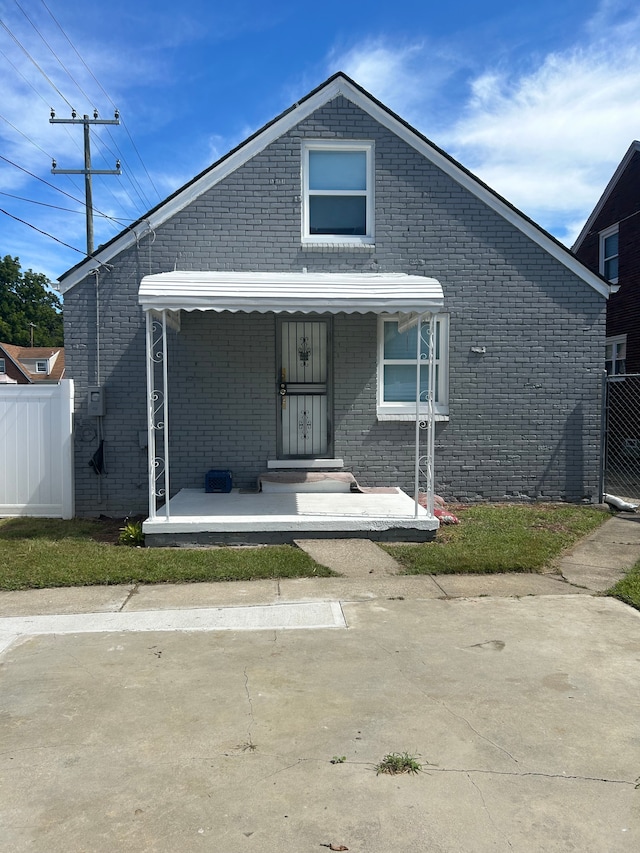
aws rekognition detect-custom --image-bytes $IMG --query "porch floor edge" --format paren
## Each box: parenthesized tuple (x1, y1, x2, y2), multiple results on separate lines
(142, 488, 438, 546)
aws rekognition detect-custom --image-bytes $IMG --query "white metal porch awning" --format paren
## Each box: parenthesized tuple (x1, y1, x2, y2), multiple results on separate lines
(138, 271, 444, 315)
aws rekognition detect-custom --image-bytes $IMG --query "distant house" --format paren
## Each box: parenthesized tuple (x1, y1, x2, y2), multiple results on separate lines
(57, 73, 611, 542)
(573, 141, 640, 375)
(0, 343, 65, 384)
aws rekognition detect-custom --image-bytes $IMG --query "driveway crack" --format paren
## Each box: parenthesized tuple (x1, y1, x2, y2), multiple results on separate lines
(467, 772, 514, 850)
(243, 666, 256, 750)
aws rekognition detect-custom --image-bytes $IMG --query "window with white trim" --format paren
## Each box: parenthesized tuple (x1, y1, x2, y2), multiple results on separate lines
(302, 141, 374, 243)
(600, 225, 619, 282)
(377, 315, 449, 419)
(36, 360, 48, 374)
(606, 334, 626, 376)
(0, 358, 5, 373)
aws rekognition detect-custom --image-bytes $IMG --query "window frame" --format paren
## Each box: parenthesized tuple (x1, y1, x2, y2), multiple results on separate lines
(605, 334, 627, 378)
(35, 359, 48, 374)
(377, 314, 449, 420)
(301, 140, 375, 245)
(0, 357, 5, 373)
(599, 224, 619, 284)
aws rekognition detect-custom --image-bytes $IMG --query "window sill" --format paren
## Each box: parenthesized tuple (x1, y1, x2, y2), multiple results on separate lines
(300, 242, 375, 252)
(377, 411, 449, 422)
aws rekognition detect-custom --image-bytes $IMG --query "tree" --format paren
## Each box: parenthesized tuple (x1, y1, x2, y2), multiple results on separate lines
(0, 255, 63, 346)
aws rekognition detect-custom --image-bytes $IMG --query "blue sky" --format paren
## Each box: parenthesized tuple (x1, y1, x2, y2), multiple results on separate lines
(1, 0, 640, 285)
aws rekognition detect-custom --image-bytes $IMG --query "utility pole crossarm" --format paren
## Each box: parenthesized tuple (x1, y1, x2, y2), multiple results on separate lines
(49, 109, 121, 255)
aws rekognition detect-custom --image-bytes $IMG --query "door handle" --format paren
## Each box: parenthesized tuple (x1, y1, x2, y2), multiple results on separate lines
(279, 383, 287, 397)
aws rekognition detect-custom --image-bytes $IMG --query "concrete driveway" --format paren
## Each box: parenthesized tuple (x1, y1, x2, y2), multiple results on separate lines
(1, 592, 639, 852)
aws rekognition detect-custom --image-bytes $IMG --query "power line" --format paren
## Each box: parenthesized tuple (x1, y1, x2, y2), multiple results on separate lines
(0, 153, 129, 226)
(1, 206, 86, 254)
(0, 111, 52, 158)
(39, 0, 161, 203)
(13, 0, 144, 223)
(91, 128, 152, 210)
(14, 0, 95, 110)
(0, 189, 80, 212)
(0, 17, 75, 110)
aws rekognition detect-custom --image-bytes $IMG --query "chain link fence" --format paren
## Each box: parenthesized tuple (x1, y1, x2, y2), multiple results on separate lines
(603, 374, 640, 502)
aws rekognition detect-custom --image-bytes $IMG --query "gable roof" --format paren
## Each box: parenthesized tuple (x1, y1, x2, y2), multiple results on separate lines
(572, 140, 640, 252)
(0, 343, 65, 382)
(58, 72, 611, 299)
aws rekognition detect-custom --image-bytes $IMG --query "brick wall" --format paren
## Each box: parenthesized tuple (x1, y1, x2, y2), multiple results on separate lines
(574, 149, 640, 373)
(64, 95, 605, 515)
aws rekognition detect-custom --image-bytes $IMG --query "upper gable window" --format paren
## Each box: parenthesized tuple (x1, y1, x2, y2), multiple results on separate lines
(302, 141, 374, 244)
(600, 225, 619, 283)
(0, 358, 5, 373)
(36, 360, 48, 374)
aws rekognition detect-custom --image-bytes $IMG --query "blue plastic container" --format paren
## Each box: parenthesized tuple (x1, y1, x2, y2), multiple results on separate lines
(205, 469, 233, 493)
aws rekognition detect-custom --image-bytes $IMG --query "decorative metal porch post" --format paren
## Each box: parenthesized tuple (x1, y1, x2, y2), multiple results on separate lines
(145, 309, 171, 520)
(413, 313, 436, 518)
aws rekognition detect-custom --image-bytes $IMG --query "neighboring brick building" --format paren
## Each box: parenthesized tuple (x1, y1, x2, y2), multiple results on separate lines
(58, 73, 611, 531)
(573, 140, 640, 375)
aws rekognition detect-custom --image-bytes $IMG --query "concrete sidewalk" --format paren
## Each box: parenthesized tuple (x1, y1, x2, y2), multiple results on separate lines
(1, 512, 638, 620)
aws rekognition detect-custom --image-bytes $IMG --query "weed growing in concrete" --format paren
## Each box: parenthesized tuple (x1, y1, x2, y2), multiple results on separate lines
(375, 752, 422, 775)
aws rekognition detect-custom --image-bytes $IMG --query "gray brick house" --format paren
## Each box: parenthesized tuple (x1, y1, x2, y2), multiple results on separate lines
(59, 73, 611, 543)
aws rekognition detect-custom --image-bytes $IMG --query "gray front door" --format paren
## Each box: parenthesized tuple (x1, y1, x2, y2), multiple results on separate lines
(277, 319, 331, 457)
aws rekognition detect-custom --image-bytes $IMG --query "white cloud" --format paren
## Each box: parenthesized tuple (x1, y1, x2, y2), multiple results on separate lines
(445, 41, 640, 242)
(327, 1, 640, 244)
(325, 38, 462, 127)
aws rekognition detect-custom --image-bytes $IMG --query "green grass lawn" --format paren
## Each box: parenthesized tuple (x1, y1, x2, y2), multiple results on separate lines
(0, 504, 612, 591)
(383, 503, 609, 574)
(0, 517, 332, 590)
(607, 558, 640, 610)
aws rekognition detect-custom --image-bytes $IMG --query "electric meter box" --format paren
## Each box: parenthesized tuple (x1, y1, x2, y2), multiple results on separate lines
(88, 386, 106, 417)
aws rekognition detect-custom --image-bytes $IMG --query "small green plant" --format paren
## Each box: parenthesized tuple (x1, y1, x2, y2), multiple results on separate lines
(330, 755, 347, 764)
(118, 519, 144, 547)
(375, 751, 422, 775)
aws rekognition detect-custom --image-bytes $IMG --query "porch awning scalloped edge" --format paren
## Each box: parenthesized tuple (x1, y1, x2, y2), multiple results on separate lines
(138, 271, 444, 315)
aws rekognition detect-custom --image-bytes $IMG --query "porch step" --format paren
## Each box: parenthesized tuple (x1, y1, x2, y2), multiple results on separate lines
(259, 470, 400, 495)
(259, 471, 356, 494)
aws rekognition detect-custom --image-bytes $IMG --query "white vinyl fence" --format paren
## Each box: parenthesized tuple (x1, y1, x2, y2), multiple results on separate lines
(0, 380, 74, 518)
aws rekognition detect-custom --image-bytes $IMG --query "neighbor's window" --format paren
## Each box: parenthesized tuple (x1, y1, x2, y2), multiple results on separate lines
(302, 141, 374, 243)
(0, 358, 5, 373)
(600, 225, 619, 282)
(377, 315, 449, 419)
(606, 335, 626, 376)
(36, 360, 48, 374)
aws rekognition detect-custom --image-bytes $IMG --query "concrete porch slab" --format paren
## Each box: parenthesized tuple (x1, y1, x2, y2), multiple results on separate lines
(143, 488, 438, 545)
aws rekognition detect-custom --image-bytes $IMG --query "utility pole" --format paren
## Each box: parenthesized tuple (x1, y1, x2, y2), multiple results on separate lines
(50, 109, 121, 255)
